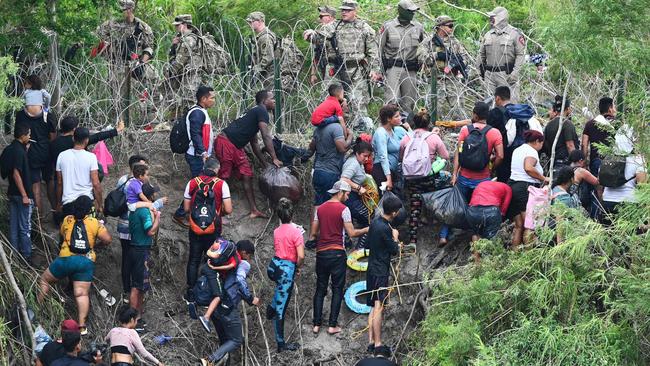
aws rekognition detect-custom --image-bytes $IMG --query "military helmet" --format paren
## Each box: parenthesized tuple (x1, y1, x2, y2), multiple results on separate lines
(435, 15, 454, 27)
(119, 0, 135, 11)
(172, 14, 192, 26)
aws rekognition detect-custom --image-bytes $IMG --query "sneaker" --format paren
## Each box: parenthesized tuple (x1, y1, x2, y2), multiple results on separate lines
(200, 359, 214, 366)
(79, 325, 88, 336)
(278, 342, 300, 352)
(135, 319, 147, 333)
(187, 301, 198, 320)
(266, 304, 277, 320)
(122, 293, 130, 304)
(199, 316, 211, 333)
(172, 214, 189, 228)
(367, 343, 375, 354)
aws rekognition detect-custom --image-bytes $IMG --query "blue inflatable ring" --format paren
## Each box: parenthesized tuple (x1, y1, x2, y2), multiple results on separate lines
(345, 281, 372, 314)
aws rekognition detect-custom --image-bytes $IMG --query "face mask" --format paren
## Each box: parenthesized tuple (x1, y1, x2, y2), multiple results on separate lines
(398, 7, 415, 22)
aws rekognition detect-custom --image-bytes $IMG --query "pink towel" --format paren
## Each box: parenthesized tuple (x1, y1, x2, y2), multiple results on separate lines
(524, 185, 550, 230)
(93, 141, 114, 175)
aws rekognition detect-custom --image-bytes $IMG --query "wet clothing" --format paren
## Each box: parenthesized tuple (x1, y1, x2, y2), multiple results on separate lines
(467, 205, 502, 239)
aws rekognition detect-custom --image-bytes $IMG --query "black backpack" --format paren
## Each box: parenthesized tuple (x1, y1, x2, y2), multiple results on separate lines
(459, 125, 492, 171)
(103, 178, 129, 217)
(68, 219, 91, 254)
(170, 107, 199, 154)
(599, 156, 634, 188)
(189, 177, 220, 235)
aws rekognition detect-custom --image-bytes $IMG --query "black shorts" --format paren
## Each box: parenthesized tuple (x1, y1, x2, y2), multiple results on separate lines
(30, 164, 52, 183)
(507, 180, 533, 218)
(366, 274, 390, 307)
(128, 247, 151, 291)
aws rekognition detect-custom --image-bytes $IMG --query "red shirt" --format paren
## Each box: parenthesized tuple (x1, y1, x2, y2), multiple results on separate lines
(311, 96, 343, 125)
(458, 123, 503, 179)
(469, 181, 512, 216)
(315, 201, 350, 252)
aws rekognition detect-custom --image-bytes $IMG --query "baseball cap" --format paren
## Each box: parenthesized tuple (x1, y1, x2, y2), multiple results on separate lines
(172, 14, 192, 26)
(340, 0, 358, 10)
(142, 182, 160, 199)
(487, 6, 507, 17)
(246, 11, 265, 22)
(61, 319, 81, 332)
(398, 0, 419, 11)
(327, 180, 352, 194)
(435, 15, 454, 27)
(318, 5, 337, 16)
(119, 0, 135, 11)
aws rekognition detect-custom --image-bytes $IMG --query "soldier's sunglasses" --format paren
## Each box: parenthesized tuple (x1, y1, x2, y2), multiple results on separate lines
(445, 23, 455, 28)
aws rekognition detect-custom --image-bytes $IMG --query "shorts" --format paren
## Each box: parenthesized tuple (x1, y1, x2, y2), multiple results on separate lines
(49, 255, 95, 282)
(128, 246, 151, 291)
(507, 180, 533, 218)
(214, 134, 253, 179)
(312, 169, 340, 205)
(366, 274, 390, 307)
(30, 164, 52, 183)
(467, 205, 502, 239)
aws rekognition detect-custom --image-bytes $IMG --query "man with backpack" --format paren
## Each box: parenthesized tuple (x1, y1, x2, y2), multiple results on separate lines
(182, 158, 233, 316)
(166, 14, 204, 117)
(247, 12, 278, 90)
(172, 86, 215, 227)
(452, 102, 504, 201)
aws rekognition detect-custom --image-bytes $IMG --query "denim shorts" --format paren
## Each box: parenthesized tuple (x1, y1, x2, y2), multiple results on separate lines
(49, 255, 95, 282)
(467, 205, 502, 239)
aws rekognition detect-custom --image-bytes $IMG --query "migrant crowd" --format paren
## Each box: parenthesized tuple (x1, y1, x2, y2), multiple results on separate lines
(1, 0, 648, 365)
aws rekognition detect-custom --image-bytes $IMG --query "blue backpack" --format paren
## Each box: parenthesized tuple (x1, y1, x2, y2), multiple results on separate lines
(504, 104, 537, 150)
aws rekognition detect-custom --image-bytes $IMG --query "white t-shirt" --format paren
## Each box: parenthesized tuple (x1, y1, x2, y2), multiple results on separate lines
(603, 155, 646, 203)
(56, 148, 99, 204)
(510, 143, 543, 184)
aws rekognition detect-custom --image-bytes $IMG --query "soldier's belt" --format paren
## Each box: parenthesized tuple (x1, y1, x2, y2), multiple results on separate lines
(382, 58, 419, 71)
(483, 63, 515, 74)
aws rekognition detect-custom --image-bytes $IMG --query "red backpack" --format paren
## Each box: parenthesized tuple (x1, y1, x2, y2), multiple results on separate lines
(189, 177, 223, 235)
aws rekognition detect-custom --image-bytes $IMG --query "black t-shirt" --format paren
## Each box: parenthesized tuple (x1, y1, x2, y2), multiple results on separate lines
(223, 105, 270, 149)
(487, 105, 508, 139)
(15, 109, 57, 168)
(543, 117, 579, 161)
(1, 140, 33, 197)
(49, 129, 117, 168)
(366, 216, 400, 277)
(38, 341, 66, 366)
(50, 354, 91, 366)
(354, 357, 398, 366)
(582, 116, 614, 161)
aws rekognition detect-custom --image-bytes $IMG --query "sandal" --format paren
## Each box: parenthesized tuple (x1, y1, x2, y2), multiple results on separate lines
(79, 325, 88, 336)
(327, 326, 341, 335)
(312, 325, 320, 334)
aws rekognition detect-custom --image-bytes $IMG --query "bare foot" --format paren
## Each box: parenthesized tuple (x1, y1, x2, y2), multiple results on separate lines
(312, 326, 320, 334)
(327, 326, 341, 335)
(438, 238, 448, 248)
(249, 210, 268, 219)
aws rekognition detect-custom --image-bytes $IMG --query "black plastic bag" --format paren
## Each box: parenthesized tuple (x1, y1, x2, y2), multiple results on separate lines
(374, 190, 407, 227)
(421, 186, 468, 228)
(259, 166, 303, 204)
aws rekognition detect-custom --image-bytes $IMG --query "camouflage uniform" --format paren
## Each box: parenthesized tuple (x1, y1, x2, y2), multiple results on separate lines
(166, 15, 203, 114)
(318, 1, 378, 131)
(95, 0, 155, 124)
(477, 7, 526, 101)
(248, 12, 278, 91)
(417, 16, 471, 119)
(310, 6, 337, 86)
(378, 16, 424, 114)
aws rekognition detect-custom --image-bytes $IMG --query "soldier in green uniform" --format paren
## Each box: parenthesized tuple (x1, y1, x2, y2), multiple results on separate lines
(376, 0, 425, 115)
(96, 0, 155, 124)
(417, 15, 471, 118)
(247, 11, 278, 91)
(477, 6, 526, 101)
(166, 14, 203, 118)
(306, 0, 379, 132)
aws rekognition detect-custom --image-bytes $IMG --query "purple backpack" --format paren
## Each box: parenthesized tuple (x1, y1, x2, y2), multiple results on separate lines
(402, 132, 434, 178)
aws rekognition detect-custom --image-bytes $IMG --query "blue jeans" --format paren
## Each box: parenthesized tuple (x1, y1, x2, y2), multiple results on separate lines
(312, 169, 340, 206)
(267, 258, 296, 346)
(209, 307, 243, 362)
(176, 154, 205, 217)
(9, 196, 33, 259)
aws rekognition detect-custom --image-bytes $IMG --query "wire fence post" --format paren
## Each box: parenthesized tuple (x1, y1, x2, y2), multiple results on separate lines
(430, 67, 438, 122)
(274, 58, 283, 134)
